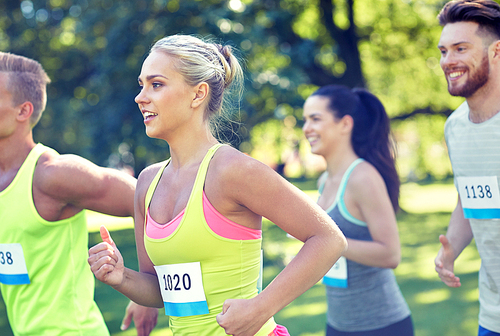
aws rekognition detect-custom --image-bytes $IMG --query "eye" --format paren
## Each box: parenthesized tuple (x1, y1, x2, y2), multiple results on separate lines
(152, 82, 162, 88)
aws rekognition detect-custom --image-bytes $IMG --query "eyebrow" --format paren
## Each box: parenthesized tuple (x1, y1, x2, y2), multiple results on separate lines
(438, 41, 470, 49)
(138, 74, 167, 82)
(305, 112, 322, 118)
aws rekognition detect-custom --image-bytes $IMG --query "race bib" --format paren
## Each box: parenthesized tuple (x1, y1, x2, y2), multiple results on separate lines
(0, 243, 30, 285)
(322, 256, 347, 288)
(457, 176, 500, 219)
(154, 262, 209, 317)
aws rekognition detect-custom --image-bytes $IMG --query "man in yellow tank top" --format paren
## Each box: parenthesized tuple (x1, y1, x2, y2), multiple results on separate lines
(0, 52, 157, 335)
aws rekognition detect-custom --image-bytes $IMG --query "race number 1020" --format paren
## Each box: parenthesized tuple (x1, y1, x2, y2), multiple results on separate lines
(162, 273, 191, 291)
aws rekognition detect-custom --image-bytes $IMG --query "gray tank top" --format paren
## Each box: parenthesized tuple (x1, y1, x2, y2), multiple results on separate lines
(321, 159, 411, 331)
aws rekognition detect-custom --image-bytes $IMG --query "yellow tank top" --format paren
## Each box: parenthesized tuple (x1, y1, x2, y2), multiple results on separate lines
(0, 144, 108, 336)
(144, 144, 276, 335)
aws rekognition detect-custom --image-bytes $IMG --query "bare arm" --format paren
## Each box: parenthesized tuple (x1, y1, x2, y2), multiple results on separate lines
(88, 165, 164, 308)
(36, 152, 159, 331)
(212, 150, 347, 335)
(35, 152, 136, 220)
(88, 226, 163, 308)
(340, 163, 401, 269)
(434, 197, 473, 287)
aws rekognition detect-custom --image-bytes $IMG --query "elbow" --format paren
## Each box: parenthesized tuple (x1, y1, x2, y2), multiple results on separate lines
(335, 232, 348, 257)
(340, 236, 348, 254)
(384, 251, 401, 269)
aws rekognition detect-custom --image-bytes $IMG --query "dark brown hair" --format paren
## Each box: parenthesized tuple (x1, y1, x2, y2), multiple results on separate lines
(311, 85, 400, 211)
(438, 0, 500, 40)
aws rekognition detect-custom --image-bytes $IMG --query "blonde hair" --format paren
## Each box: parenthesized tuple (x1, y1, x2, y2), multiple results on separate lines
(150, 35, 244, 138)
(0, 52, 51, 128)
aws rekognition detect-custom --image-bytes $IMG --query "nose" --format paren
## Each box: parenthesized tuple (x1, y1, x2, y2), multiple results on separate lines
(302, 119, 310, 134)
(135, 88, 147, 105)
(440, 52, 457, 70)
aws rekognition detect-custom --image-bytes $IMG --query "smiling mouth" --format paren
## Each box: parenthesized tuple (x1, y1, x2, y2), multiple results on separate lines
(143, 111, 158, 121)
(307, 136, 319, 145)
(448, 70, 465, 80)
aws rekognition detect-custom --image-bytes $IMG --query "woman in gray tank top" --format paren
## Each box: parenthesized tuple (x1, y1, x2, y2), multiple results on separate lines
(302, 85, 413, 335)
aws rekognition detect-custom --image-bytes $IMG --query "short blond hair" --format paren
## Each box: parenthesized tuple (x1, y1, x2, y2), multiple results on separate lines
(0, 52, 51, 128)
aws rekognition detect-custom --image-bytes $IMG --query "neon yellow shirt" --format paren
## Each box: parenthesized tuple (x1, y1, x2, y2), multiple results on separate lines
(0, 144, 108, 336)
(144, 144, 276, 335)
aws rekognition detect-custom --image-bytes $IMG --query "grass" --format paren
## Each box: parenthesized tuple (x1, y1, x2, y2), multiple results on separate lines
(0, 181, 480, 336)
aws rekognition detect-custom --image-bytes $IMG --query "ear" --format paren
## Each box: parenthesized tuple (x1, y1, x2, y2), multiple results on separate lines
(490, 40, 500, 63)
(339, 115, 354, 134)
(16, 101, 34, 123)
(191, 82, 209, 109)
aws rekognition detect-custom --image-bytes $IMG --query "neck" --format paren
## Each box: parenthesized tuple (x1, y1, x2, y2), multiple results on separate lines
(0, 132, 36, 174)
(165, 125, 220, 170)
(324, 146, 359, 177)
(466, 77, 500, 123)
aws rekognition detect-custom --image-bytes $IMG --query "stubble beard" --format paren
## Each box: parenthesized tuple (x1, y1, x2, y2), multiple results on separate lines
(447, 53, 490, 98)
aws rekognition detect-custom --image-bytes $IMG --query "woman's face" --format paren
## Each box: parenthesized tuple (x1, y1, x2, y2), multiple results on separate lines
(135, 50, 197, 139)
(302, 95, 344, 157)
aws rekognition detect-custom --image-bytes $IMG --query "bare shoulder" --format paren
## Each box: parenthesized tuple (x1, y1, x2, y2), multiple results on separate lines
(214, 145, 271, 171)
(135, 161, 167, 199)
(137, 162, 165, 186)
(348, 161, 386, 195)
(209, 145, 274, 182)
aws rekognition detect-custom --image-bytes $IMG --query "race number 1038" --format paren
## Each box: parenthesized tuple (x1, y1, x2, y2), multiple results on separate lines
(0, 243, 30, 285)
(0, 251, 14, 265)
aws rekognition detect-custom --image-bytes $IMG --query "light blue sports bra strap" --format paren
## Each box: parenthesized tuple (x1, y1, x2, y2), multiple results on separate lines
(318, 172, 327, 195)
(334, 158, 365, 204)
(320, 158, 366, 226)
(318, 159, 364, 210)
(336, 158, 366, 226)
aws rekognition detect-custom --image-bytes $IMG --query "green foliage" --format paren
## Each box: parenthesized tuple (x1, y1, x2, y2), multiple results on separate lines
(248, 0, 462, 181)
(0, 0, 462, 179)
(394, 114, 453, 181)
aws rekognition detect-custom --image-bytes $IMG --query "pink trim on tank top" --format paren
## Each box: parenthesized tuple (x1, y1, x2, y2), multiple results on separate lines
(270, 325, 290, 336)
(146, 191, 261, 240)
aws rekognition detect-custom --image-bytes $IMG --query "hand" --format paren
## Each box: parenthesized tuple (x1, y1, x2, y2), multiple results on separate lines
(434, 235, 461, 287)
(88, 225, 125, 286)
(216, 298, 269, 336)
(121, 301, 158, 336)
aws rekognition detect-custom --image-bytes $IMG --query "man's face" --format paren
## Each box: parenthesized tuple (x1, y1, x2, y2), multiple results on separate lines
(0, 73, 18, 140)
(438, 21, 491, 98)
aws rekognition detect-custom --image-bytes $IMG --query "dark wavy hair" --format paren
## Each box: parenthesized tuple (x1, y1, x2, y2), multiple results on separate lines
(438, 0, 500, 40)
(311, 85, 400, 211)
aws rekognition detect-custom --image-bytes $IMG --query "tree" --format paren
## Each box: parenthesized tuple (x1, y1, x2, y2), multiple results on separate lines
(0, 0, 460, 179)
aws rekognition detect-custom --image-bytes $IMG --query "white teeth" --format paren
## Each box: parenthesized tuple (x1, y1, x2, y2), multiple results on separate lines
(143, 112, 158, 118)
(307, 137, 318, 143)
(449, 71, 464, 78)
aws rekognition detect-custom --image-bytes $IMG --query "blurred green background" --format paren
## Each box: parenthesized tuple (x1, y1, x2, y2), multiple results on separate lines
(0, 0, 482, 335)
(0, 0, 463, 181)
